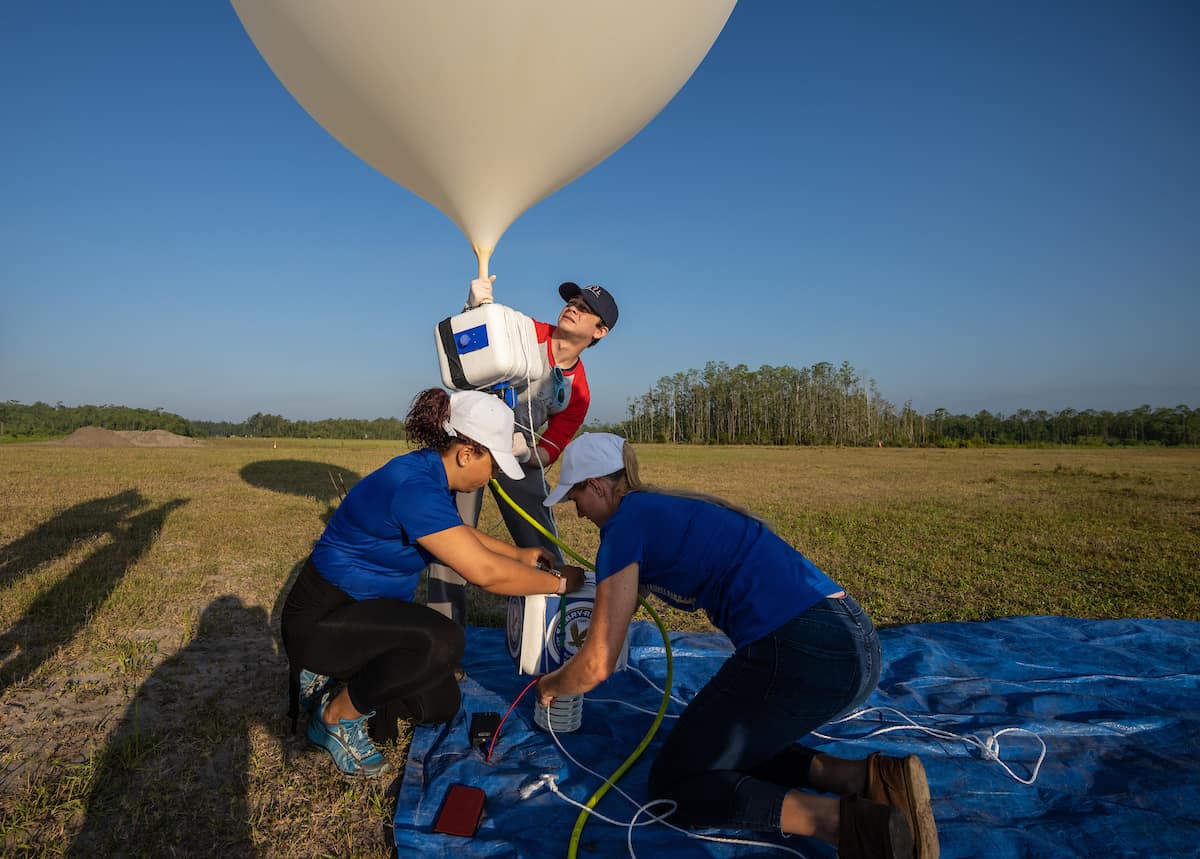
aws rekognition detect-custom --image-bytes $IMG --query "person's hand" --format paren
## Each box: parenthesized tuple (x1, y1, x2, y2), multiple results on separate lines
(512, 431, 531, 464)
(559, 564, 586, 594)
(536, 674, 555, 708)
(519, 546, 556, 570)
(466, 274, 495, 308)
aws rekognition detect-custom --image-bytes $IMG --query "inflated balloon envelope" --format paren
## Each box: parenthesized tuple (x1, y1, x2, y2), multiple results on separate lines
(232, 0, 737, 276)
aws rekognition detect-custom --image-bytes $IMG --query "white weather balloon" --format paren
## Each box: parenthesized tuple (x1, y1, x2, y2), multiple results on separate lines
(232, 0, 737, 276)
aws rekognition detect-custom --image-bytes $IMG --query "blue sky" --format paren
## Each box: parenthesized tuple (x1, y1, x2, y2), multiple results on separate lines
(2, 1, 1197, 424)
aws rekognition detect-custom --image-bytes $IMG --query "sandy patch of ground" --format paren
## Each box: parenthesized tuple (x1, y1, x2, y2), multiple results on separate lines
(53, 427, 205, 448)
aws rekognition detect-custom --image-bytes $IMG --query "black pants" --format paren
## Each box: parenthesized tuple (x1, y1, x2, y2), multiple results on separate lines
(281, 557, 464, 743)
(646, 596, 880, 832)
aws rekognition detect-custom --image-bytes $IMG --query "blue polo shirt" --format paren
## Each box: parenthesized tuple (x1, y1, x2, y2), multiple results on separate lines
(595, 492, 841, 649)
(311, 447, 462, 601)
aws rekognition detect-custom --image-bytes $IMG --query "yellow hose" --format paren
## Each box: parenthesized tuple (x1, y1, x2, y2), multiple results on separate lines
(489, 479, 676, 858)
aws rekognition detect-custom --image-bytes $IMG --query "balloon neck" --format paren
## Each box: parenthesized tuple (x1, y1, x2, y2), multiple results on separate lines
(475, 246, 493, 281)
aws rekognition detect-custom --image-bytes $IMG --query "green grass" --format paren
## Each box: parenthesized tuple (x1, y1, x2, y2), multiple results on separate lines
(1, 440, 1197, 855)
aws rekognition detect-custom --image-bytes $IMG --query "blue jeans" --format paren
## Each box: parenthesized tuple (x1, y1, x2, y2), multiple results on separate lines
(647, 594, 881, 833)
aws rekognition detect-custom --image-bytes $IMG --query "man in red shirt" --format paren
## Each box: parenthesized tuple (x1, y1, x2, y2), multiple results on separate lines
(426, 279, 619, 636)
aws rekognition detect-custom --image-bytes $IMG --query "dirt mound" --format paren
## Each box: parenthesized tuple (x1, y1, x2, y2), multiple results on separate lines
(56, 427, 204, 448)
(57, 427, 135, 447)
(116, 429, 204, 447)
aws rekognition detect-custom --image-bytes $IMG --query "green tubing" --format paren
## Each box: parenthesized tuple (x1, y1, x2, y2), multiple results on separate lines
(488, 478, 676, 858)
(567, 595, 672, 859)
(488, 478, 594, 569)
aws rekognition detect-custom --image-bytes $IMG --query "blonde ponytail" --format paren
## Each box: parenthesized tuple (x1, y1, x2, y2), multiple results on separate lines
(607, 441, 773, 530)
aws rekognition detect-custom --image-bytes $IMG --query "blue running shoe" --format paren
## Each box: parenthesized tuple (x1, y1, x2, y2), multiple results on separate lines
(299, 669, 336, 713)
(307, 698, 391, 778)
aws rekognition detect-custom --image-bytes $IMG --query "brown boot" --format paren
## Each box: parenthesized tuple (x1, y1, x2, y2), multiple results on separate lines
(838, 795, 913, 859)
(863, 754, 939, 859)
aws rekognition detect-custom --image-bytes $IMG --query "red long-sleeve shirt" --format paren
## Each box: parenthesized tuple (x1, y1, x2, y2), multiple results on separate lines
(532, 320, 590, 465)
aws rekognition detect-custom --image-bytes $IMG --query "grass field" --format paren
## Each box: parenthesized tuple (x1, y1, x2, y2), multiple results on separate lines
(1, 440, 1197, 855)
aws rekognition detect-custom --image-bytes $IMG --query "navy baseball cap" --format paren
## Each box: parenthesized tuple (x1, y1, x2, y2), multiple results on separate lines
(559, 282, 618, 330)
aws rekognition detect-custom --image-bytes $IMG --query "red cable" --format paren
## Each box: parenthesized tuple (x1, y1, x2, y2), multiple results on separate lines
(485, 676, 541, 762)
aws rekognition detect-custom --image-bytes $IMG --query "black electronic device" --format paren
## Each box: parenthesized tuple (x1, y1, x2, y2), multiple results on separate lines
(469, 711, 502, 750)
(432, 783, 486, 837)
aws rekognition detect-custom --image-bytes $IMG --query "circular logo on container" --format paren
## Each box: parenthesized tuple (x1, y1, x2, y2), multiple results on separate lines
(505, 597, 524, 660)
(459, 333, 471, 347)
(544, 602, 592, 664)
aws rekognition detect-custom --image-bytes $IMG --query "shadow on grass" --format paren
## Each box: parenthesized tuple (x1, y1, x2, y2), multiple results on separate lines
(0, 489, 142, 587)
(70, 595, 277, 856)
(0, 493, 189, 696)
(239, 459, 363, 520)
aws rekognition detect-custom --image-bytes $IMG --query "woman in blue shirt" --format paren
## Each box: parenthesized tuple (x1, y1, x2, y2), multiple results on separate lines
(282, 389, 584, 778)
(536, 434, 938, 859)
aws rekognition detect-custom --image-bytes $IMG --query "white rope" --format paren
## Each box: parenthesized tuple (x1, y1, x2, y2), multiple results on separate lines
(811, 705, 1048, 785)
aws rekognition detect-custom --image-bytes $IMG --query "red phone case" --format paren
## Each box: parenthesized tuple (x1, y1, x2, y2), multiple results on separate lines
(433, 783, 486, 837)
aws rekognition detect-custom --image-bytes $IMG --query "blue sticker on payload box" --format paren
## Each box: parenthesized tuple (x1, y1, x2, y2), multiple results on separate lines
(455, 324, 489, 354)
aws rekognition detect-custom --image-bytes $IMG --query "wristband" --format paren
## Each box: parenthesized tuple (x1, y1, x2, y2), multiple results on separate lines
(556, 575, 567, 596)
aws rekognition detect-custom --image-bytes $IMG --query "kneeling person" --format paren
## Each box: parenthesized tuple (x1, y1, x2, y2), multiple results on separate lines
(536, 433, 939, 858)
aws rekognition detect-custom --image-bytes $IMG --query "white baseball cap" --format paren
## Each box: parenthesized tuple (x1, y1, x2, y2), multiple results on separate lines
(445, 391, 524, 479)
(543, 432, 627, 506)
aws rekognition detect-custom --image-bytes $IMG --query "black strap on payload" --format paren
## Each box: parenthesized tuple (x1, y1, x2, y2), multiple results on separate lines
(437, 317, 473, 390)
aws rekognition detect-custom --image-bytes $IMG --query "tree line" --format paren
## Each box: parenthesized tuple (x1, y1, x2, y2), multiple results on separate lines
(0, 401, 405, 441)
(0, 401, 193, 439)
(191, 413, 405, 440)
(6, 363, 1198, 446)
(592, 361, 1200, 447)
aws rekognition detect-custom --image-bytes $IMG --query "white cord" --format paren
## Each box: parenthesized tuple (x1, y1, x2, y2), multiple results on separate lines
(585, 697, 680, 719)
(528, 706, 813, 858)
(517, 348, 558, 551)
(811, 705, 1048, 785)
(525, 773, 673, 828)
(632, 661, 1048, 786)
(629, 665, 690, 707)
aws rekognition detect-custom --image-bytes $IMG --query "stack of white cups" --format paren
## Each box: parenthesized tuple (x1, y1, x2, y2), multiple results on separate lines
(534, 694, 583, 733)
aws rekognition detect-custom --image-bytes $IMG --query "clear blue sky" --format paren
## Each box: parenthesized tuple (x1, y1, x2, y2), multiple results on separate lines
(2, 1, 1197, 423)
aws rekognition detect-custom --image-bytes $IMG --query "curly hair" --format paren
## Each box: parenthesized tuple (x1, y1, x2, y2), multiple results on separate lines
(405, 388, 456, 451)
(405, 388, 484, 453)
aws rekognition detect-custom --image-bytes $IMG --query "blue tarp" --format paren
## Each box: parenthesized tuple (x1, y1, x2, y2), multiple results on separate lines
(393, 617, 1200, 858)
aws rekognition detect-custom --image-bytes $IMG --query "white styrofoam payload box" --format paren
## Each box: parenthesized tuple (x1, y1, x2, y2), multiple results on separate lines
(435, 303, 546, 391)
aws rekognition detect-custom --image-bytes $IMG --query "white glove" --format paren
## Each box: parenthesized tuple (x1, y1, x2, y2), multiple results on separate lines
(512, 431, 532, 464)
(465, 275, 496, 309)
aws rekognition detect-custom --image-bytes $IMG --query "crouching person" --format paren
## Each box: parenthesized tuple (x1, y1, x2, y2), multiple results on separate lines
(535, 433, 939, 858)
(281, 388, 584, 777)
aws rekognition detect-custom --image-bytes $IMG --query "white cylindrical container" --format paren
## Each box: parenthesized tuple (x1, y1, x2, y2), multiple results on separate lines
(533, 694, 583, 734)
